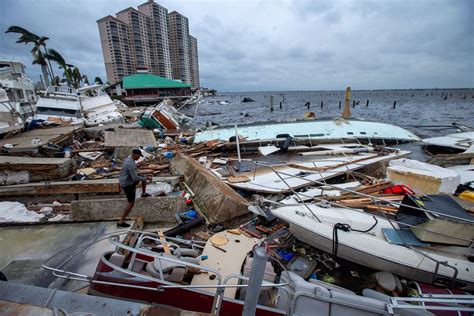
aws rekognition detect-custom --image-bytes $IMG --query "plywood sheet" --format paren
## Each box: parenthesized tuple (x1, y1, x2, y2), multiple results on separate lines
(191, 230, 260, 298)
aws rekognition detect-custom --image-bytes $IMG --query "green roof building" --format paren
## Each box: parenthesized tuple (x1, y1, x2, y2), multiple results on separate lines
(121, 72, 192, 105)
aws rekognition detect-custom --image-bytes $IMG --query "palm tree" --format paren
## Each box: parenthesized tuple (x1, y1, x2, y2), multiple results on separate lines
(5, 26, 54, 86)
(94, 77, 103, 85)
(45, 49, 74, 87)
(82, 75, 89, 86)
(45, 49, 88, 89)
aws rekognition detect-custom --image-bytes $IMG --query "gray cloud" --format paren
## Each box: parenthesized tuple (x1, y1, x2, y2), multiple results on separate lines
(0, 0, 472, 92)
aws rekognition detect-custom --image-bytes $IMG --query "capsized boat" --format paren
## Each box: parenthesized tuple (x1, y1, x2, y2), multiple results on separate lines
(271, 202, 474, 290)
(0, 88, 23, 136)
(215, 146, 410, 194)
(193, 119, 420, 144)
(423, 131, 474, 154)
(35, 85, 124, 126)
(42, 230, 468, 315)
(139, 100, 191, 131)
(0, 60, 37, 127)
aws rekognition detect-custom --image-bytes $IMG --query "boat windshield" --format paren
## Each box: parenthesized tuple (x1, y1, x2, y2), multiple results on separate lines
(37, 106, 82, 118)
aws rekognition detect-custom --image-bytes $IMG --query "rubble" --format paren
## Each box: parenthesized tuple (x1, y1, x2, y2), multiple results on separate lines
(0, 96, 472, 315)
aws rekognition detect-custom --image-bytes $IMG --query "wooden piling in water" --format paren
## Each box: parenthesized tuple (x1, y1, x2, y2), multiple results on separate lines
(320, 101, 323, 108)
(352, 100, 356, 108)
(339, 101, 341, 108)
(366, 99, 369, 106)
(270, 95, 274, 112)
(342, 87, 351, 119)
(393, 101, 397, 109)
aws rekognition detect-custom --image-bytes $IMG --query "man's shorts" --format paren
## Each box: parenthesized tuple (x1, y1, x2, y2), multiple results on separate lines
(122, 183, 137, 203)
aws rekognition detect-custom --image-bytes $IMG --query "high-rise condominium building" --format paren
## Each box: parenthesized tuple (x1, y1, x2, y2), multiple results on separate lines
(97, 0, 199, 87)
(97, 15, 134, 84)
(137, 1, 172, 79)
(168, 11, 192, 85)
(116, 7, 154, 73)
(189, 35, 200, 88)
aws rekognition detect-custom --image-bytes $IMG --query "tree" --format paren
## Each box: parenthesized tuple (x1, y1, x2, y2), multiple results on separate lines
(82, 75, 89, 86)
(94, 77, 103, 85)
(5, 26, 54, 86)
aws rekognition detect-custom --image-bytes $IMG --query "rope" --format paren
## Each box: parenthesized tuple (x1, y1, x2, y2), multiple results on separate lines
(332, 216, 378, 267)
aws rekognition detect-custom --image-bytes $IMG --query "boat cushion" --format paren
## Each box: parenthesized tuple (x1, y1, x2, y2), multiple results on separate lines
(152, 253, 187, 274)
(173, 248, 199, 258)
(146, 261, 187, 282)
(362, 289, 434, 316)
(277, 271, 331, 314)
(278, 271, 389, 316)
(330, 289, 387, 315)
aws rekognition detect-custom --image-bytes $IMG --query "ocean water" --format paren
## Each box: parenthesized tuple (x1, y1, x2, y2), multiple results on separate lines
(186, 89, 474, 140)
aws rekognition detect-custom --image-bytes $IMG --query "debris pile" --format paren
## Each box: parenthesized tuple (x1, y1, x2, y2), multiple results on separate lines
(0, 96, 473, 315)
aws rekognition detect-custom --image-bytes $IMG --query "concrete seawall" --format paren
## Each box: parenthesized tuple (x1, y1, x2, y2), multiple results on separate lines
(70, 196, 185, 223)
(171, 152, 250, 223)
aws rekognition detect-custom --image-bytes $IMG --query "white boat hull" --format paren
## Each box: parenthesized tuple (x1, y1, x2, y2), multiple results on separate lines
(194, 119, 420, 143)
(271, 205, 474, 289)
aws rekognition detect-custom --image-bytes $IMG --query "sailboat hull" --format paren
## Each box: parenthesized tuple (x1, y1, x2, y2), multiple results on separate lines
(272, 205, 474, 290)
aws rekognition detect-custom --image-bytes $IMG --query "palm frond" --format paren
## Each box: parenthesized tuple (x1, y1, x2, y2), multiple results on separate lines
(45, 49, 66, 68)
(6, 25, 41, 42)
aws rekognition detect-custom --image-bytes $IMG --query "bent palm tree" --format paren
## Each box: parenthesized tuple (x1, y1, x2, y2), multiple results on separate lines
(45, 49, 74, 87)
(5, 26, 54, 86)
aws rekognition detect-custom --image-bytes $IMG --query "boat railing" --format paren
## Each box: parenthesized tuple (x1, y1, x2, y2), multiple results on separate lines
(42, 230, 294, 315)
(263, 165, 473, 245)
(254, 160, 474, 225)
(125, 233, 204, 272)
(109, 231, 296, 314)
(254, 160, 472, 288)
(387, 294, 474, 314)
(375, 206, 460, 288)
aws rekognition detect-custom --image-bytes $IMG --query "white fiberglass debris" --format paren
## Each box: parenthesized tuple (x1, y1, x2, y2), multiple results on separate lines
(49, 214, 68, 221)
(387, 158, 460, 194)
(258, 145, 280, 156)
(0, 202, 43, 222)
(40, 206, 53, 216)
(136, 182, 172, 197)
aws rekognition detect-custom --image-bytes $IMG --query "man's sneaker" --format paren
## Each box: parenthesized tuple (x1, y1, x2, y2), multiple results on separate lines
(141, 193, 151, 198)
(117, 222, 131, 228)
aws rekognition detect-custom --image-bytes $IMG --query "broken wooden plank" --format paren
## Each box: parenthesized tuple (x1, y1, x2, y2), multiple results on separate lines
(227, 176, 251, 183)
(366, 204, 398, 213)
(342, 181, 393, 195)
(0, 179, 120, 196)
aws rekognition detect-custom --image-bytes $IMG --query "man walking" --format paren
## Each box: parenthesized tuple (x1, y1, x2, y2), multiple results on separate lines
(117, 148, 151, 228)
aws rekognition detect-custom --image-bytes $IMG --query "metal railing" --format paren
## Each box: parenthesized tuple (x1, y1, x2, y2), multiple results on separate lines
(251, 158, 472, 289)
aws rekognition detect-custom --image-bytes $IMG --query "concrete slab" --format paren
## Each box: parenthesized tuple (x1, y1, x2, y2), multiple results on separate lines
(70, 196, 185, 223)
(0, 156, 73, 182)
(0, 126, 80, 154)
(104, 128, 157, 147)
(0, 221, 134, 290)
(0, 282, 208, 315)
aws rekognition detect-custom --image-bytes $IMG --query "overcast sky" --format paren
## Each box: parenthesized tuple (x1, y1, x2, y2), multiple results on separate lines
(0, 0, 472, 92)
